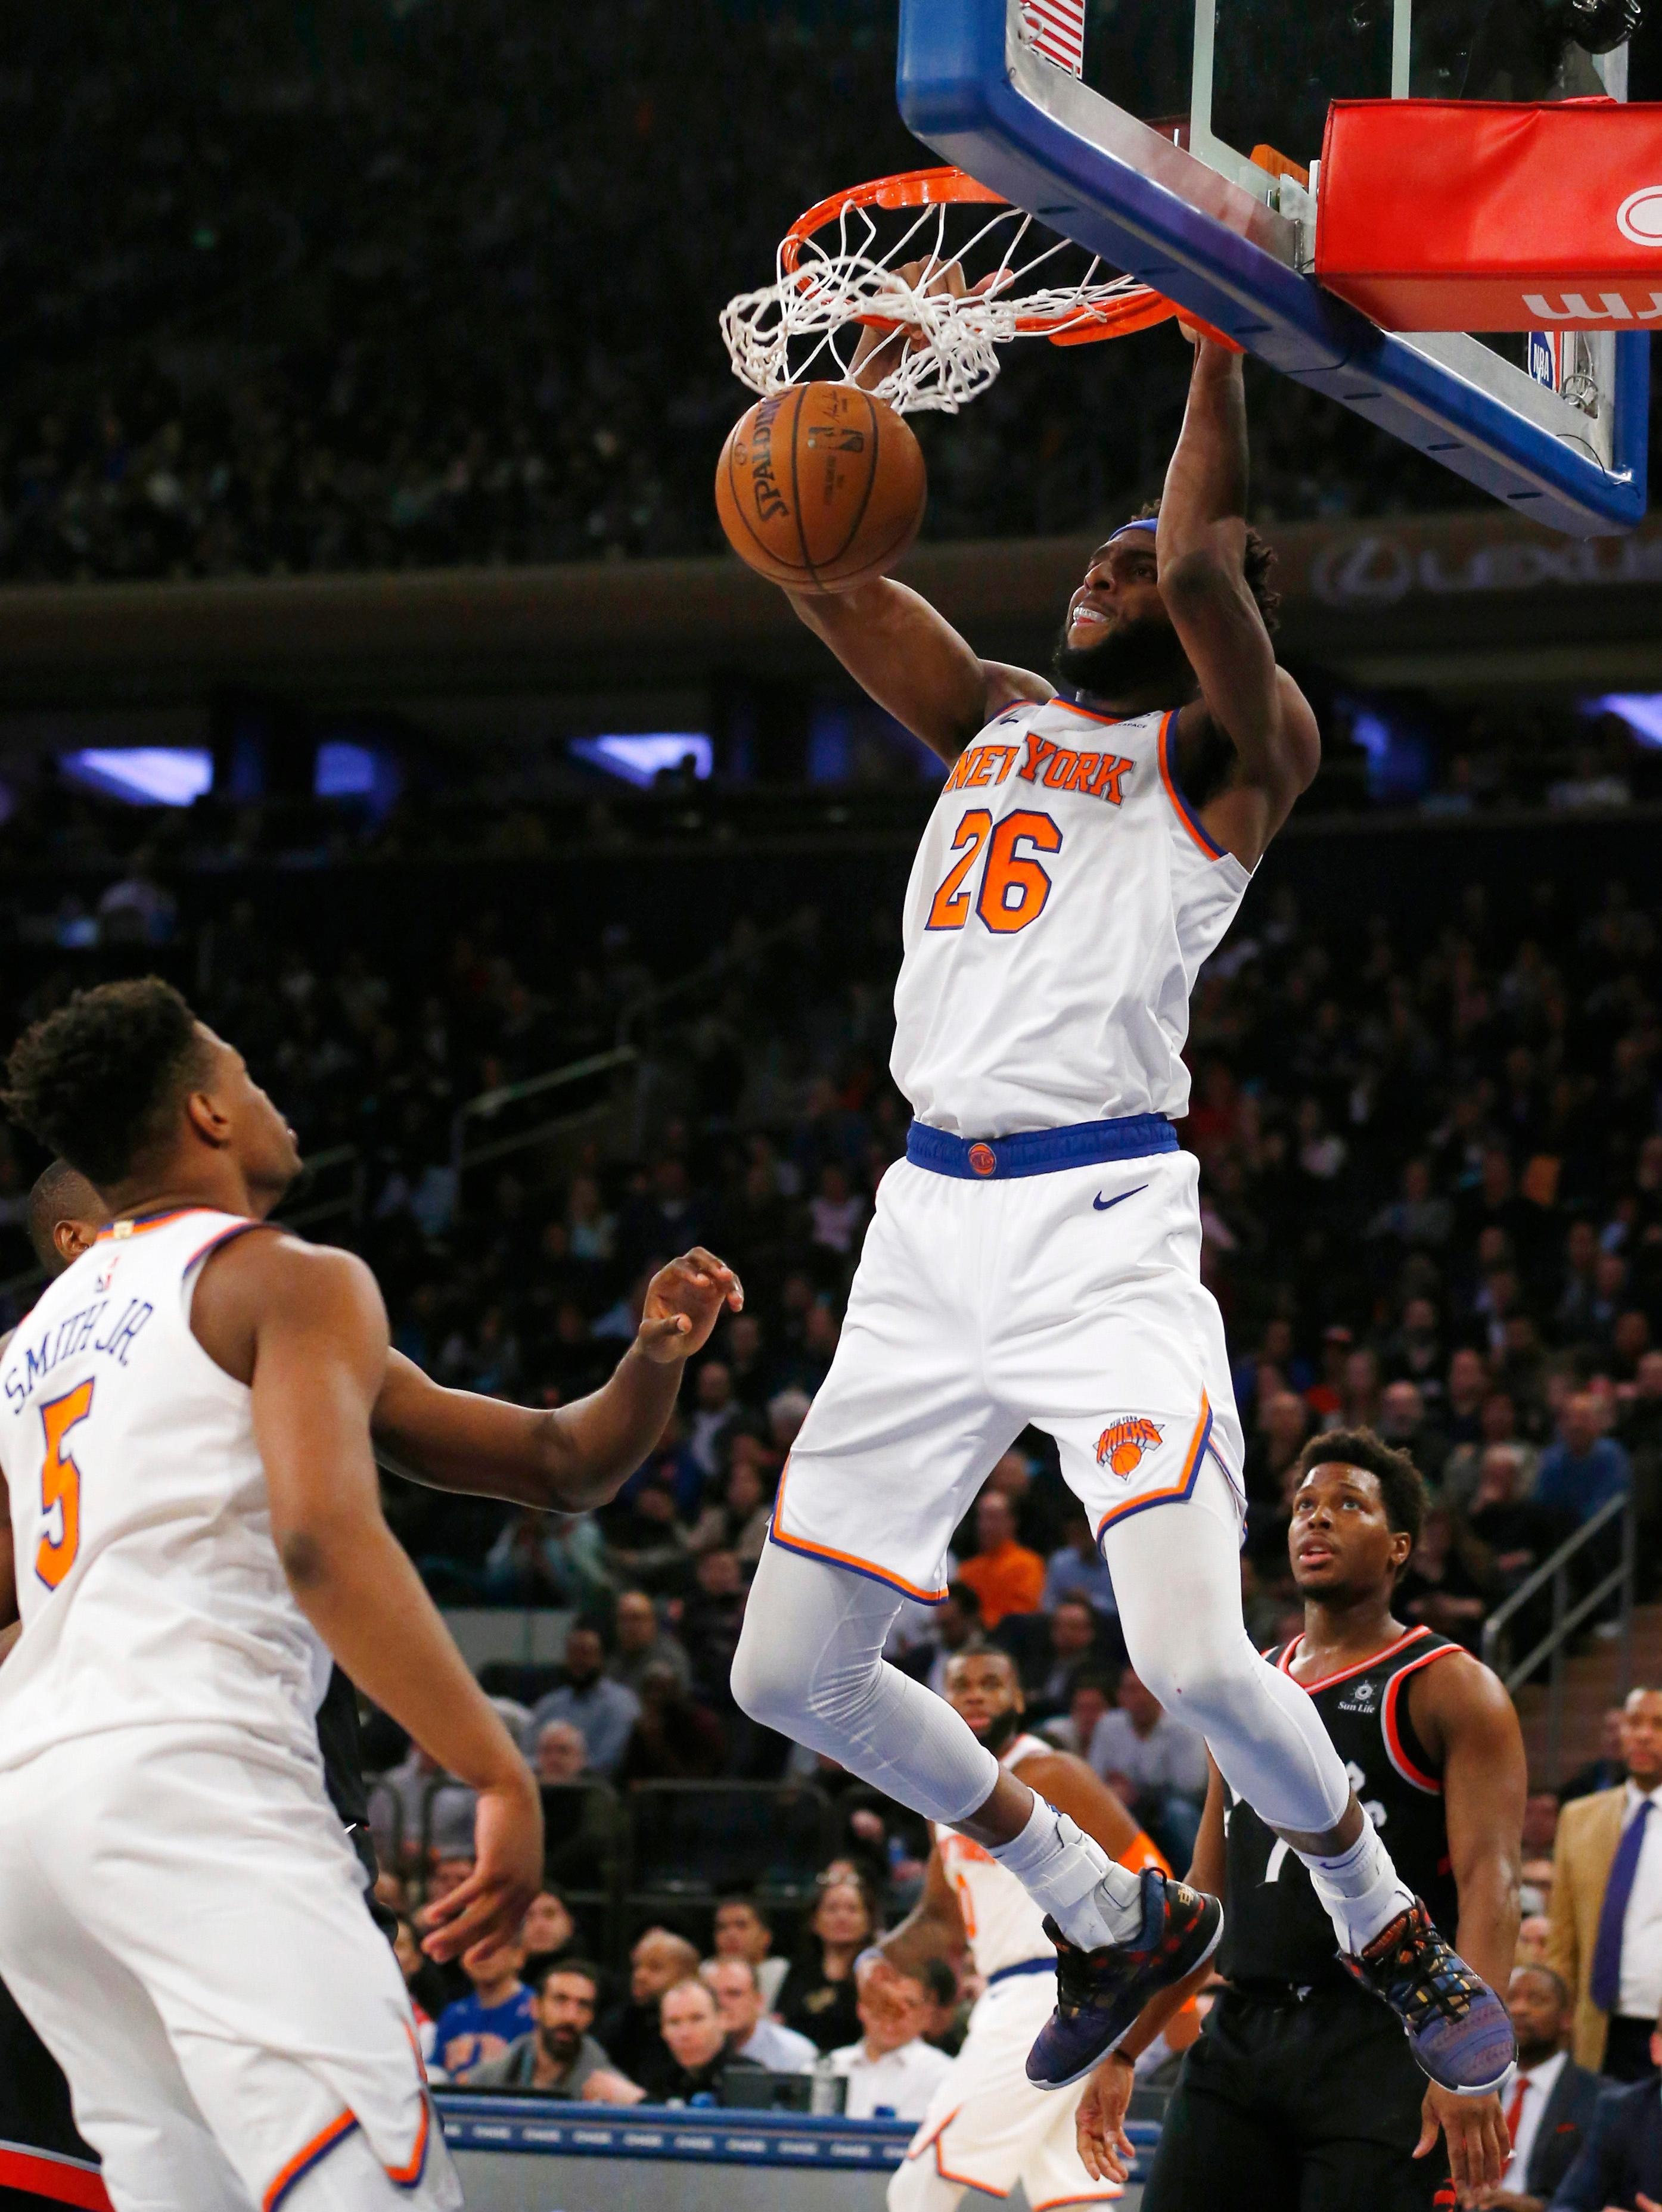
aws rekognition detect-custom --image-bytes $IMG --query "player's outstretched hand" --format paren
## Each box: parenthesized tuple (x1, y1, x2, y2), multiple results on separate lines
(420, 1771, 542, 1966)
(636, 1247, 743, 1362)
(1416, 2083, 1509, 2207)
(1073, 2052, 1136, 2187)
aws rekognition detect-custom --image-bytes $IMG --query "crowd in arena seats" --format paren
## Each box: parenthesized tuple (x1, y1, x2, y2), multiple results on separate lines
(0, 0, 1555, 589)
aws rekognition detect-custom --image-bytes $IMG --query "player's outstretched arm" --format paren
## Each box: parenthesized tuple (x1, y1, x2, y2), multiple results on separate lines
(787, 578, 1049, 766)
(1409, 1651, 1526, 2203)
(1156, 337, 1320, 866)
(194, 1230, 542, 1962)
(369, 1247, 743, 1512)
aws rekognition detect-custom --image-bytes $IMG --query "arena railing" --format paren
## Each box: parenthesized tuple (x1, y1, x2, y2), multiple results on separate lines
(1480, 1491, 1636, 1787)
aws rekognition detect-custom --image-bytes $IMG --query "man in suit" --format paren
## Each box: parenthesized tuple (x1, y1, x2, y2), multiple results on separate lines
(1485, 1964, 1604, 2209)
(1548, 1687, 1662, 2078)
(1548, 2009, 1662, 2210)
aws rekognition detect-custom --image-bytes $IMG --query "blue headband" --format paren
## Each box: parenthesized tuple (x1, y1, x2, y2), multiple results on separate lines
(1107, 518, 1158, 543)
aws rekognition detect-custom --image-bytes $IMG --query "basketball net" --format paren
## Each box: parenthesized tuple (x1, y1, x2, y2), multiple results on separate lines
(720, 167, 1224, 417)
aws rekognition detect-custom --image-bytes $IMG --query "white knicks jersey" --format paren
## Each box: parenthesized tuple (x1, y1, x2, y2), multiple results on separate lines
(0, 1209, 323, 1776)
(931, 1734, 1060, 1979)
(892, 693, 1252, 1137)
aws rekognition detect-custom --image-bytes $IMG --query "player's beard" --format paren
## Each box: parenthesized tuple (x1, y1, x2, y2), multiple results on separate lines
(975, 1706, 1023, 1756)
(1052, 611, 1194, 704)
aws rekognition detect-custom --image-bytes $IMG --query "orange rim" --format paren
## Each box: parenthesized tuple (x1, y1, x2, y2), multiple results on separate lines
(778, 164, 1245, 348)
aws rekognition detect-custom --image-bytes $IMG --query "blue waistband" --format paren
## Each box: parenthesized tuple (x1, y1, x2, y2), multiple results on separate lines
(987, 1957, 1057, 1986)
(905, 1115, 1178, 1180)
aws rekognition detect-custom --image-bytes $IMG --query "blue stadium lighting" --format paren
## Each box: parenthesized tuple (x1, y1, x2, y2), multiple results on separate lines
(314, 741, 378, 798)
(1588, 693, 1662, 749)
(60, 748, 213, 807)
(570, 733, 713, 788)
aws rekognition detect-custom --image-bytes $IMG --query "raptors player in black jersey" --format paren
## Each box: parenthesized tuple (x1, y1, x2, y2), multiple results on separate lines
(0, 1154, 741, 2212)
(1073, 1427, 1528, 2211)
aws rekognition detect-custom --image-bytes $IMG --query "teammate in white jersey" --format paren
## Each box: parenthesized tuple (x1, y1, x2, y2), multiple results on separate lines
(732, 332, 1515, 2099)
(864, 1648, 1173, 2211)
(0, 979, 740, 2212)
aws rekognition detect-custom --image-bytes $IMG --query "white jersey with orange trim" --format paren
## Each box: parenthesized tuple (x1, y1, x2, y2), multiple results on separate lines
(891, 692, 1250, 1138)
(0, 1207, 321, 1775)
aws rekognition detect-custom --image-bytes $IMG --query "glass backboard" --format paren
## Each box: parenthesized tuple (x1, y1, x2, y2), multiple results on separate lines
(896, 0, 1647, 534)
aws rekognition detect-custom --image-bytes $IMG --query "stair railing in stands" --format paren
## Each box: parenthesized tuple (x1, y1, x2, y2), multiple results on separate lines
(1480, 1491, 1636, 1787)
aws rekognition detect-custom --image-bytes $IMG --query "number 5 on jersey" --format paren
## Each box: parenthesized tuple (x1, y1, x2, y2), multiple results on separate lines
(36, 1379, 93, 1590)
(927, 808, 1062, 934)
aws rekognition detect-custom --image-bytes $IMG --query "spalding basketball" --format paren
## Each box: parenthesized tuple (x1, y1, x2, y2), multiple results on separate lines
(715, 382, 925, 592)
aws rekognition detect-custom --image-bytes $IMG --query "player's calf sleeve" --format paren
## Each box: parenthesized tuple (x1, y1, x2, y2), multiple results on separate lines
(731, 1541, 999, 1826)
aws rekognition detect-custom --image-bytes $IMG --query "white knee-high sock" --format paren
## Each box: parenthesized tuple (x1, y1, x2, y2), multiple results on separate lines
(989, 1793, 1147, 1950)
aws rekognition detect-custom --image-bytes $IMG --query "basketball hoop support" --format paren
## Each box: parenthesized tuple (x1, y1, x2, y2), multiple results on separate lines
(896, 0, 1647, 536)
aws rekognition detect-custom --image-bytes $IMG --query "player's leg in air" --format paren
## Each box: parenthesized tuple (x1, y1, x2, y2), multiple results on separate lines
(735, 331, 1514, 2097)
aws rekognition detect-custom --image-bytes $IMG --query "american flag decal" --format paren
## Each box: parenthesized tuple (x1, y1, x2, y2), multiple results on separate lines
(1021, 0, 1086, 75)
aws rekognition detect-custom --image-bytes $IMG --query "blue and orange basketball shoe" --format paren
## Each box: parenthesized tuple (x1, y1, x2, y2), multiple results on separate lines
(1342, 1897, 1517, 2093)
(1026, 1866, 1223, 2091)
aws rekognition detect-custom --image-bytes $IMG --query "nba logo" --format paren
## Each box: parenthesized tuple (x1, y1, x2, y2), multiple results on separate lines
(1528, 329, 1561, 391)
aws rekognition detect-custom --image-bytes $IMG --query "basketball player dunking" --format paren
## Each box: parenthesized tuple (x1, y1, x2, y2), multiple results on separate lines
(1074, 1429, 1528, 2210)
(866, 1647, 1176, 2212)
(731, 332, 1514, 2093)
(0, 983, 741, 2212)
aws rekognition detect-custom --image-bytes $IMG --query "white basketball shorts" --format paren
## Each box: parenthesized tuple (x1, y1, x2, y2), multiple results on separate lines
(0, 1729, 461, 2212)
(772, 1135, 1245, 1605)
(899, 1971, 1122, 2204)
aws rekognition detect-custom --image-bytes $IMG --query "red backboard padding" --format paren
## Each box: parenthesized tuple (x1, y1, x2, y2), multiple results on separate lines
(1316, 98, 1662, 330)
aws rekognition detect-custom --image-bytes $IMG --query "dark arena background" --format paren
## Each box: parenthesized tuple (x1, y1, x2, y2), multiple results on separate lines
(7, 3, 1662, 2208)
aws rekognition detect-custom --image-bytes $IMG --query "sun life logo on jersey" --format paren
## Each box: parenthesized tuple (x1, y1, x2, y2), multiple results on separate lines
(1338, 1678, 1377, 1713)
(1095, 1415, 1164, 1480)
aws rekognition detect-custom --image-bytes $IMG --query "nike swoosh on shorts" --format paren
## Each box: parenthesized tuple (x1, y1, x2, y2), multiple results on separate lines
(1092, 1186, 1147, 1213)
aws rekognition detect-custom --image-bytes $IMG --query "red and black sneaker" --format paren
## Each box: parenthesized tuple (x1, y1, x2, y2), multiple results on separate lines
(1025, 1866, 1223, 2092)
(1341, 1897, 1516, 2095)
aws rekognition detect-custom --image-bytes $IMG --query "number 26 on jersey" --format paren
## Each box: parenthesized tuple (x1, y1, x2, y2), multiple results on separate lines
(927, 809, 1061, 935)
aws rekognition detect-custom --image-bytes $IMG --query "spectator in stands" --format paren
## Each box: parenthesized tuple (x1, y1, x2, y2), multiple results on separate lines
(776, 1872, 878, 2055)
(599, 1928, 701, 2086)
(644, 1978, 767, 2104)
(686, 1359, 742, 1480)
(1560, 1707, 1629, 1805)
(601, 1473, 695, 1595)
(1042, 1672, 1116, 1759)
(1009, 1593, 1120, 1722)
(1394, 1504, 1493, 1650)
(1546, 2014, 1662, 2208)
(830, 1966, 953, 2120)
(1041, 1507, 1118, 1617)
(529, 1624, 640, 1780)
(1490, 1963, 1602, 2206)
(374, 1741, 476, 1866)
(608, 1588, 692, 1696)
(680, 1547, 750, 1703)
(701, 1957, 816, 2073)
(713, 1894, 790, 2011)
(686, 1459, 772, 1570)
(533, 1721, 589, 1785)
(895, 1582, 984, 1697)
(1086, 1666, 1209, 1863)
(614, 1661, 726, 1784)
(956, 1486, 1043, 1629)
(481, 1507, 614, 1609)
(1244, 1389, 1310, 1513)
(1548, 1687, 1662, 2080)
(434, 1936, 536, 2077)
(1442, 1387, 1537, 1513)
(1377, 1378, 1449, 1490)
(1535, 1393, 1633, 1527)
(463, 1961, 614, 2096)
(392, 1917, 445, 2065)
(1466, 1445, 1558, 1589)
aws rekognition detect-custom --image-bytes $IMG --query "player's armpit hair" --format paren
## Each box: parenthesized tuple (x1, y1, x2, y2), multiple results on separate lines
(1130, 496, 1282, 633)
(1294, 1424, 1428, 1549)
(3, 977, 209, 1191)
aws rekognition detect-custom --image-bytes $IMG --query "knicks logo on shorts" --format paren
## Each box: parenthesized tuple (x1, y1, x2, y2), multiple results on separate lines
(1095, 1416, 1164, 1480)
